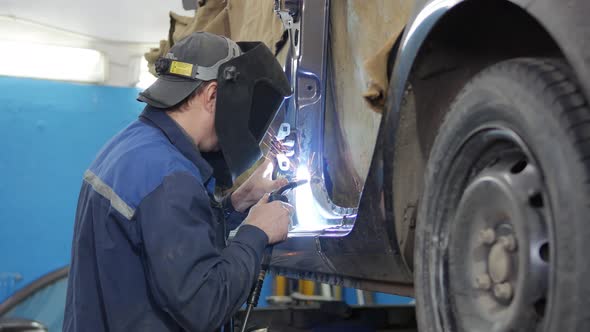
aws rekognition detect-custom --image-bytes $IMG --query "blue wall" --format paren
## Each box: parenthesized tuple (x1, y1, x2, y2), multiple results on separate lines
(0, 77, 142, 300)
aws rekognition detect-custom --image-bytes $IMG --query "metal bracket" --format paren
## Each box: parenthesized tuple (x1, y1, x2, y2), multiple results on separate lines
(276, 153, 291, 172)
(274, 0, 302, 57)
(274, 0, 299, 29)
(276, 122, 291, 141)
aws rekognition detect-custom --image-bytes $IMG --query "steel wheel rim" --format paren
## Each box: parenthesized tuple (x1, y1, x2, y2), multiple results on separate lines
(431, 126, 553, 332)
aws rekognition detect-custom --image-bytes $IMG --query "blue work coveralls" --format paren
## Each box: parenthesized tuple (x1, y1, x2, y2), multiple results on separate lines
(63, 106, 269, 331)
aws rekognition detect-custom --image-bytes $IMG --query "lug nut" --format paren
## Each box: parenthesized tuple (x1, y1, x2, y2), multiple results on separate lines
(475, 274, 492, 290)
(499, 235, 517, 252)
(493, 282, 513, 301)
(479, 228, 496, 245)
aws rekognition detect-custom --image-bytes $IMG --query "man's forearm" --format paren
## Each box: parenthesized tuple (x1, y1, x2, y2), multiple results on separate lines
(230, 185, 256, 212)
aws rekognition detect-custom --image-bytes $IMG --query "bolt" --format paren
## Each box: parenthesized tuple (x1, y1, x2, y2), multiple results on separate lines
(475, 274, 492, 290)
(499, 235, 517, 252)
(493, 282, 513, 301)
(479, 228, 496, 245)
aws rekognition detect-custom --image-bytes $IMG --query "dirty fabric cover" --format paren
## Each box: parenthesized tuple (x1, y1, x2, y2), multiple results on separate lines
(145, 0, 413, 200)
(145, 0, 286, 74)
(325, 0, 413, 205)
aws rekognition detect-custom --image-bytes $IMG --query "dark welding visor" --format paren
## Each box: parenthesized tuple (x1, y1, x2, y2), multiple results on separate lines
(214, 41, 291, 186)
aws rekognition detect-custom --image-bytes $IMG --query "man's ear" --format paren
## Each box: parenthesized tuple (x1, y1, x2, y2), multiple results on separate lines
(204, 81, 218, 114)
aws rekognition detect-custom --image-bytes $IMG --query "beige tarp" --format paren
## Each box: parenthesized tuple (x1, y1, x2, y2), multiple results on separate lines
(145, 0, 286, 75)
(145, 0, 414, 199)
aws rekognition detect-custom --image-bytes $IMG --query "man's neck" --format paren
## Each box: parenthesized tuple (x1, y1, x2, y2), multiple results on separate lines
(166, 110, 201, 149)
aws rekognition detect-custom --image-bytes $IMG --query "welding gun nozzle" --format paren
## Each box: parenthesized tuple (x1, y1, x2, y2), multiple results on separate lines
(276, 179, 309, 195)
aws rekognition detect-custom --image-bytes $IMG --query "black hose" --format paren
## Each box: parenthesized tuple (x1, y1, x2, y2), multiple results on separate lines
(239, 180, 307, 332)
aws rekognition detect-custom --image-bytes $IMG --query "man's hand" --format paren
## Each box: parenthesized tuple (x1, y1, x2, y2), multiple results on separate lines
(244, 194, 293, 244)
(231, 160, 289, 212)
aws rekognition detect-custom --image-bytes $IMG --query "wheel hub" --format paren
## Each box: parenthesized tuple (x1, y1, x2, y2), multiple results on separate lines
(476, 231, 520, 304)
(488, 235, 515, 283)
(448, 154, 550, 331)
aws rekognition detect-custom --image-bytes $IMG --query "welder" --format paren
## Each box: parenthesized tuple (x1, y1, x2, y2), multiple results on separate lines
(63, 31, 293, 332)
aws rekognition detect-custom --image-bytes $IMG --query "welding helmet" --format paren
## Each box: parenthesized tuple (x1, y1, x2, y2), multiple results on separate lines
(138, 32, 291, 186)
(214, 41, 291, 185)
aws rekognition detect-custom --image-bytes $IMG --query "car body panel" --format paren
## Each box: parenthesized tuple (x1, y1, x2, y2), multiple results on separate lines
(269, 0, 412, 294)
(390, 0, 590, 123)
(269, 0, 590, 294)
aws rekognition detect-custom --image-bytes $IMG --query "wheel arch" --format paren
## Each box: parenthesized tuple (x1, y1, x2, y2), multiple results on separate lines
(388, 0, 590, 121)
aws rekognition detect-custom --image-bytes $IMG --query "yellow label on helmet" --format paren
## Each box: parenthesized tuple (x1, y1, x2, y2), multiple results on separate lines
(170, 61, 193, 77)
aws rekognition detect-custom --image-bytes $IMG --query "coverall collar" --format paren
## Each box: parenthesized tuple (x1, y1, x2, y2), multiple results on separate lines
(139, 106, 214, 182)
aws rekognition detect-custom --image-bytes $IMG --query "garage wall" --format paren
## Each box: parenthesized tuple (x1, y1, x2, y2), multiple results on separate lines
(0, 77, 142, 300)
(0, 16, 156, 87)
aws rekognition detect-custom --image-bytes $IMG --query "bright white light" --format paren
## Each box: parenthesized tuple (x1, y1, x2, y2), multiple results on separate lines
(262, 160, 274, 179)
(296, 165, 311, 182)
(0, 41, 105, 83)
(136, 57, 157, 90)
(294, 165, 320, 230)
(290, 165, 355, 235)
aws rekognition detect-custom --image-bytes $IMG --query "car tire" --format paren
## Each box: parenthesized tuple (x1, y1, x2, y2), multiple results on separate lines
(415, 58, 590, 332)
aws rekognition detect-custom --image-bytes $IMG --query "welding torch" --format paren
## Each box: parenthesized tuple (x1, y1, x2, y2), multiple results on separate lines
(239, 179, 307, 332)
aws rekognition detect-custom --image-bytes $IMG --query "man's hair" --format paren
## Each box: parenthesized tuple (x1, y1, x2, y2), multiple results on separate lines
(171, 80, 215, 111)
